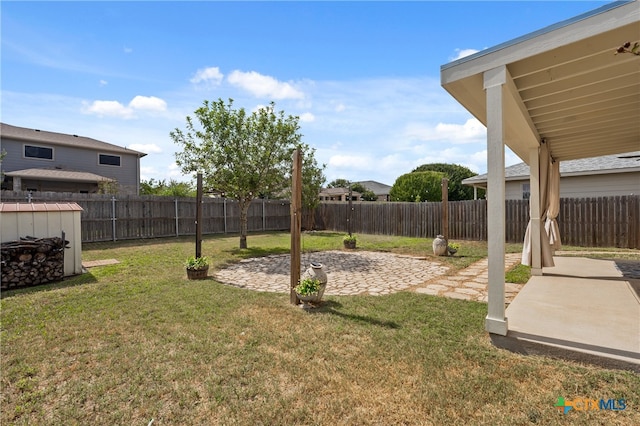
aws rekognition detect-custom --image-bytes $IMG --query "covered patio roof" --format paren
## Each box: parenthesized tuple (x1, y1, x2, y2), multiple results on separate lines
(441, 0, 639, 163)
(440, 0, 640, 350)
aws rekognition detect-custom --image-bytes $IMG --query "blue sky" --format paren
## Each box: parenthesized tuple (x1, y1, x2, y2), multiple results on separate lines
(1, 1, 610, 186)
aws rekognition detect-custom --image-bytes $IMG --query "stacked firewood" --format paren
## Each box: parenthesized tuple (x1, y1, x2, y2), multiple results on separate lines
(1, 237, 68, 290)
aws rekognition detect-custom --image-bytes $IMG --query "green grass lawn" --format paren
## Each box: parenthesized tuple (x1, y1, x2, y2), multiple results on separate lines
(1, 232, 638, 425)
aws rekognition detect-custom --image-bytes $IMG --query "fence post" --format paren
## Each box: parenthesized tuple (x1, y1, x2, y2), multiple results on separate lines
(223, 198, 227, 234)
(175, 198, 179, 237)
(441, 178, 449, 241)
(111, 195, 117, 242)
(263, 198, 266, 231)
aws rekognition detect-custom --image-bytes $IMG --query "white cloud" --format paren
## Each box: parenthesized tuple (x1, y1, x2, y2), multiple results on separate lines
(190, 66, 224, 85)
(128, 143, 162, 154)
(451, 48, 480, 61)
(168, 162, 187, 179)
(328, 154, 373, 170)
(83, 100, 134, 119)
(124, 46, 133, 54)
(404, 118, 486, 144)
(434, 118, 486, 142)
(140, 166, 156, 181)
(334, 103, 346, 112)
(299, 112, 315, 123)
(83, 95, 168, 118)
(99, 80, 108, 86)
(129, 95, 167, 112)
(227, 70, 304, 100)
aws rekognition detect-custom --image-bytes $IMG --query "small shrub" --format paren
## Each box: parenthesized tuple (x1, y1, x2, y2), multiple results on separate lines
(295, 277, 321, 296)
(184, 256, 209, 270)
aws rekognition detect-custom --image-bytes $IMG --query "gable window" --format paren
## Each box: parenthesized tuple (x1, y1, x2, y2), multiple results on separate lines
(24, 145, 53, 160)
(99, 154, 121, 167)
(522, 183, 531, 200)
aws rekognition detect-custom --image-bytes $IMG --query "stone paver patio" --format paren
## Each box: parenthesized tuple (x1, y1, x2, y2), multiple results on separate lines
(213, 250, 524, 302)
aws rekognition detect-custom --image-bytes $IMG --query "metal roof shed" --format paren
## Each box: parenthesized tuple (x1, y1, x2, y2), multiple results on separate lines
(1, 203, 84, 276)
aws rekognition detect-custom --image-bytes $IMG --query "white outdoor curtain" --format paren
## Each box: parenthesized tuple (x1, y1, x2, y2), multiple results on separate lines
(545, 159, 562, 252)
(521, 143, 555, 267)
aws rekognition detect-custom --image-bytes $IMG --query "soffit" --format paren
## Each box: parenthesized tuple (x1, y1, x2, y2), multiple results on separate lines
(441, 0, 640, 163)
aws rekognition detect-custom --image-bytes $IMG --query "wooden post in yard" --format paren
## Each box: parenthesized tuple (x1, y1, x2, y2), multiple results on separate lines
(441, 177, 449, 243)
(290, 149, 302, 305)
(196, 173, 203, 258)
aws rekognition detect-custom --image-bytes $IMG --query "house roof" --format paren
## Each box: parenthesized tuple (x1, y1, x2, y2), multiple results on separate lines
(355, 180, 392, 195)
(5, 168, 114, 183)
(441, 0, 640, 163)
(462, 151, 640, 185)
(0, 122, 147, 157)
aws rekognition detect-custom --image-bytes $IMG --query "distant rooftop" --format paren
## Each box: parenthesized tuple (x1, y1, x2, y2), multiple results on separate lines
(463, 152, 640, 185)
(356, 180, 392, 195)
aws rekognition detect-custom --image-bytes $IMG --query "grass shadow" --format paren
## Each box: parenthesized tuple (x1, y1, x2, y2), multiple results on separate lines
(228, 246, 290, 258)
(307, 299, 401, 329)
(1, 271, 98, 299)
(302, 231, 344, 238)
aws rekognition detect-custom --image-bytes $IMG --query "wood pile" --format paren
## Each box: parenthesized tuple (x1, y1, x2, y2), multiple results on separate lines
(1, 236, 68, 290)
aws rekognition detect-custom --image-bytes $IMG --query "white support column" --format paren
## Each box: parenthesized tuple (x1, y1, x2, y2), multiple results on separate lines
(529, 147, 543, 276)
(484, 66, 508, 336)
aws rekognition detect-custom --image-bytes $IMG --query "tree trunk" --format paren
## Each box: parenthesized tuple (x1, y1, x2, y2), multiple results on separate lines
(239, 199, 250, 249)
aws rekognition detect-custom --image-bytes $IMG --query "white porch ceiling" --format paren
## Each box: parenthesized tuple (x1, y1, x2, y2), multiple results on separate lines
(441, 0, 640, 163)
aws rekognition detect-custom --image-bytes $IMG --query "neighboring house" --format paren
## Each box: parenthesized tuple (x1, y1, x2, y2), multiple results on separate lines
(0, 123, 146, 195)
(462, 152, 640, 200)
(318, 180, 392, 202)
(319, 187, 361, 202)
(355, 180, 392, 202)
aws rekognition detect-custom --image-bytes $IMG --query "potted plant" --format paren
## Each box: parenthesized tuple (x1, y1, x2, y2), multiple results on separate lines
(185, 255, 209, 280)
(295, 277, 326, 304)
(447, 242, 460, 256)
(343, 234, 357, 249)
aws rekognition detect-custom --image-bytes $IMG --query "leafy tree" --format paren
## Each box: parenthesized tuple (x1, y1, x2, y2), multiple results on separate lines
(389, 171, 444, 202)
(326, 179, 376, 201)
(411, 163, 482, 201)
(171, 98, 321, 249)
(140, 178, 195, 197)
(300, 146, 326, 211)
(97, 179, 119, 194)
(327, 178, 351, 188)
(349, 183, 376, 201)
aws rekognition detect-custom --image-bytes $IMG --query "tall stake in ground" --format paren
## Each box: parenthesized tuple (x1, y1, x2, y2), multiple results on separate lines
(290, 149, 302, 305)
(196, 172, 203, 258)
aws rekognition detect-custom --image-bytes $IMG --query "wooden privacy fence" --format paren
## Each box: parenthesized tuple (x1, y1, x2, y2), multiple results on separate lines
(314, 195, 639, 249)
(1, 191, 638, 248)
(0, 191, 290, 242)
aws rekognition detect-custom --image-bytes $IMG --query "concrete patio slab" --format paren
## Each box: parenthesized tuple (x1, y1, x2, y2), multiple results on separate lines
(499, 256, 640, 372)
